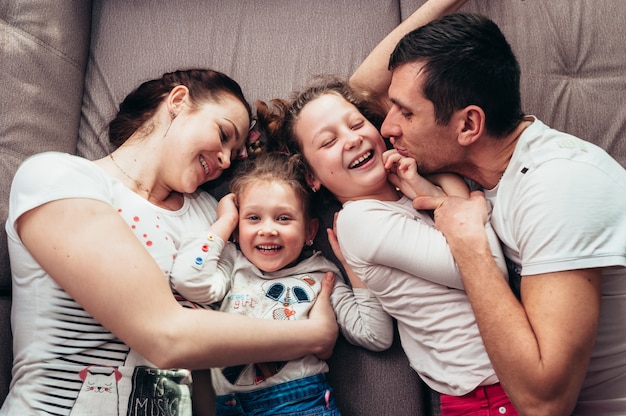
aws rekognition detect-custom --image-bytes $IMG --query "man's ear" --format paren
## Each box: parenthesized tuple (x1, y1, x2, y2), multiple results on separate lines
(457, 105, 485, 146)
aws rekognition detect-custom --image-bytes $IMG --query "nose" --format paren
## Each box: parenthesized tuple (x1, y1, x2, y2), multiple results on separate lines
(343, 130, 363, 149)
(217, 149, 232, 170)
(258, 221, 278, 236)
(380, 108, 400, 143)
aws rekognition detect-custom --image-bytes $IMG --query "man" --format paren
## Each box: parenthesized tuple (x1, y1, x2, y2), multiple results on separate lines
(354, 12, 626, 416)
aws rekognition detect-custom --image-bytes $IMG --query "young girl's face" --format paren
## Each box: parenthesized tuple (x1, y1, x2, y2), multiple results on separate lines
(294, 93, 390, 203)
(236, 181, 317, 273)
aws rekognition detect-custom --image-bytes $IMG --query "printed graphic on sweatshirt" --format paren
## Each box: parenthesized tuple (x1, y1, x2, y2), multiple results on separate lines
(219, 275, 319, 386)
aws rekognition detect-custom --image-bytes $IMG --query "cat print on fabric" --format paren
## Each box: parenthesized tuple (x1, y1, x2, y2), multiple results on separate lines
(69, 366, 122, 416)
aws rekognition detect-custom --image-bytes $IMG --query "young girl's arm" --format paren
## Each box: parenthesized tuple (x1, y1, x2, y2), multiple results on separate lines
(383, 149, 469, 199)
(169, 193, 240, 305)
(326, 214, 394, 352)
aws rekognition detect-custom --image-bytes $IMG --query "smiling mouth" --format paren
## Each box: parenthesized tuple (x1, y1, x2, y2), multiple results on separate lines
(257, 244, 282, 253)
(349, 150, 374, 169)
(199, 156, 210, 176)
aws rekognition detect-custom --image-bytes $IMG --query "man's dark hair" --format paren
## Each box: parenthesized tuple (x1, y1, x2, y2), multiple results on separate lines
(389, 13, 524, 137)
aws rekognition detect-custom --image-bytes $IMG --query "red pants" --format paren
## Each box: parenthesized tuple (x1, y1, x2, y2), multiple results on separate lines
(440, 383, 518, 416)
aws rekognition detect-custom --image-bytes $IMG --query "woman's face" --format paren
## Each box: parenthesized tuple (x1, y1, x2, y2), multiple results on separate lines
(236, 181, 317, 273)
(294, 93, 389, 203)
(166, 95, 249, 193)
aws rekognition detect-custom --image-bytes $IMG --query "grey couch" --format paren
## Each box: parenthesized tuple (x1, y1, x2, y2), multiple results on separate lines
(1, 1, 625, 414)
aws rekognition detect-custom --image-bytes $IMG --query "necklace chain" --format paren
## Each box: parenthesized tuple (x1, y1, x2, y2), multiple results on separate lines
(109, 153, 152, 195)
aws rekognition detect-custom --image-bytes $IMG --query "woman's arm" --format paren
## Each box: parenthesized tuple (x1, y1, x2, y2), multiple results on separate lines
(17, 197, 338, 369)
(349, 0, 468, 104)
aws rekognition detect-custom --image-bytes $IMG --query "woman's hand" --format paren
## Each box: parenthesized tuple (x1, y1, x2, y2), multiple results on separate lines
(308, 272, 339, 360)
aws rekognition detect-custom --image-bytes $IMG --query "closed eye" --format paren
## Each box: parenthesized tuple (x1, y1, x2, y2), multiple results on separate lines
(351, 120, 365, 130)
(321, 137, 337, 148)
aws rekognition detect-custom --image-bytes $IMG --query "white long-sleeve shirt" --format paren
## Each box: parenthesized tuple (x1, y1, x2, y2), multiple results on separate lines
(170, 234, 393, 395)
(336, 195, 507, 396)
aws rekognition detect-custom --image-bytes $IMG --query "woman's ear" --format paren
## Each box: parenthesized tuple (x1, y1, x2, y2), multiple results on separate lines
(167, 85, 189, 118)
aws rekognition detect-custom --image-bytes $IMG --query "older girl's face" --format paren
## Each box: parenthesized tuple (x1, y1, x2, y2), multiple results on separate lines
(166, 95, 249, 193)
(294, 93, 389, 203)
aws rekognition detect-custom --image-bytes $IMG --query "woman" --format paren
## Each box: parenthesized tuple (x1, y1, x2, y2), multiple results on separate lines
(1, 69, 337, 416)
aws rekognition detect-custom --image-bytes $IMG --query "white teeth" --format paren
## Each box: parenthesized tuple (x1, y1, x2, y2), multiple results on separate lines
(257, 245, 280, 251)
(349, 151, 372, 168)
(199, 156, 209, 175)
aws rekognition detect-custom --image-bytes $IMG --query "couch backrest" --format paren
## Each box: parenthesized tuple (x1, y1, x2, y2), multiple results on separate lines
(77, 0, 402, 160)
(0, 0, 92, 400)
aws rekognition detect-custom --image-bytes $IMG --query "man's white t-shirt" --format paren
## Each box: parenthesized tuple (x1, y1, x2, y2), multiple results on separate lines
(485, 117, 626, 415)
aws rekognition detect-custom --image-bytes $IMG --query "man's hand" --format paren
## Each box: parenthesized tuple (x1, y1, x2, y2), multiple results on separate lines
(413, 190, 489, 248)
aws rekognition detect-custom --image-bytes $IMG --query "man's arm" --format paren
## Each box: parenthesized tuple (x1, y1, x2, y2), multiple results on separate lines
(349, 0, 468, 102)
(414, 192, 601, 416)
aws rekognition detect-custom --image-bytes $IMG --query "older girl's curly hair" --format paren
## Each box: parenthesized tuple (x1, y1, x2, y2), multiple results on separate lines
(252, 75, 386, 158)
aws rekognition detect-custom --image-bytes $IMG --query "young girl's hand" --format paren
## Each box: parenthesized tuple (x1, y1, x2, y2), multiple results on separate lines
(383, 149, 445, 198)
(210, 193, 239, 242)
(216, 193, 238, 220)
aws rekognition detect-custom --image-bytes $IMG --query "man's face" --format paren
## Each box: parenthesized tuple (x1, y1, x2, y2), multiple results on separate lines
(380, 62, 458, 175)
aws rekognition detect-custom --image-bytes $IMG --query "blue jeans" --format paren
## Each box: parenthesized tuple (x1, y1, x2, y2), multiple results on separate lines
(215, 373, 340, 416)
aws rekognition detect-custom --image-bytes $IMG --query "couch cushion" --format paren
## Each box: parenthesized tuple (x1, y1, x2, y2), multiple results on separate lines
(0, 0, 91, 291)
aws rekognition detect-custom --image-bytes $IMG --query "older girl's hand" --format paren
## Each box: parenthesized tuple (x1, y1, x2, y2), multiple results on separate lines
(383, 149, 445, 199)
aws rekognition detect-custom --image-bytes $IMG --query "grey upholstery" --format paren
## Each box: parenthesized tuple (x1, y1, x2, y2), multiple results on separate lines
(1, 0, 625, 414)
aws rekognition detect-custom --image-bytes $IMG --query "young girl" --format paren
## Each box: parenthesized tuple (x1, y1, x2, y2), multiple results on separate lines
(169, 151, 393, 416)
(257, 76, 519, 416)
